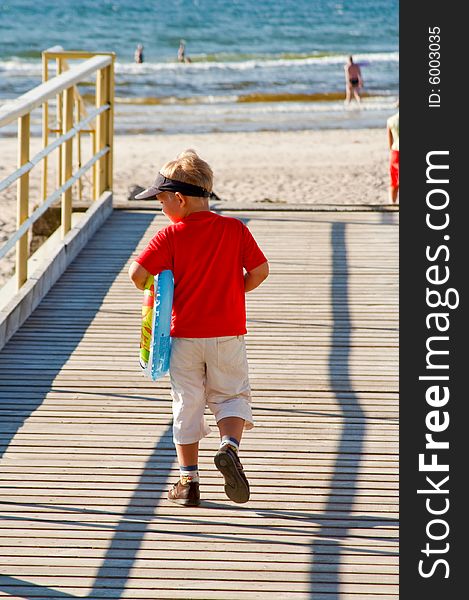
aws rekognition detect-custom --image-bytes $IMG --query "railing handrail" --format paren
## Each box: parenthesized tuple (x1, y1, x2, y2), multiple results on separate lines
(1, 49, 114, 292)
(0, 55, 113, 128)
(0, 104, 109, 194)
(44, 49, 115, 60)
(0, 146, 109, 261)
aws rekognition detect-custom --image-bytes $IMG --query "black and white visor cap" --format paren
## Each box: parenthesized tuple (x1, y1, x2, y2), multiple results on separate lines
(135, 173, 210, 200)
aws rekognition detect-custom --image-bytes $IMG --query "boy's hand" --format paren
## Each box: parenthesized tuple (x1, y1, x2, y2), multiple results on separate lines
(245, 261, 269, 293)
(129, 261, 151, 290)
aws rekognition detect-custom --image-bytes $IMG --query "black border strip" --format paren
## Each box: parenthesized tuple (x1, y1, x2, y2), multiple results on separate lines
(400, 2, 465, 595)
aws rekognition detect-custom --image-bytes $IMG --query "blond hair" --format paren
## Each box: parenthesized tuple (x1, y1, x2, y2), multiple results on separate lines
(160, 149, 213, 193)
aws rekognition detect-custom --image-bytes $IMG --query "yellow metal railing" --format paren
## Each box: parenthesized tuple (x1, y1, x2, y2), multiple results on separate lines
(0, 51, 115, 291)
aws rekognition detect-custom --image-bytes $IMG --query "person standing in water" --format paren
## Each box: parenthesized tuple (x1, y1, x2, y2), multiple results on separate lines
(134, 44, 144, 64)
(344, 55, 363, 104)
(178, 39, 191, 63)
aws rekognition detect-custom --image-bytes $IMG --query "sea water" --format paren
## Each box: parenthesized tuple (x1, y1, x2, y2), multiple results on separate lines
(0, 0, 398, 134)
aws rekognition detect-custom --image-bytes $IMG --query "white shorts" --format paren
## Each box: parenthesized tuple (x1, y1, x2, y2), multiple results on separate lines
(169, 336, 254, 445)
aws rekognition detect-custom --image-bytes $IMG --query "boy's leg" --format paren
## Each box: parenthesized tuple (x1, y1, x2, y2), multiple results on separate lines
(217, 415, 244, 459)
(214, 425, 250, 504)
(217, 416, 245, 442)
(176, 441, 199, 468)
(168, 338, 209, 507)
(170, 441, 200, 506)
(206, 337, 253, 503)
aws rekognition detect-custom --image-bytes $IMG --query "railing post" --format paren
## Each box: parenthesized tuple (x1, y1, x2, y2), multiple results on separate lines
(107, 60, 114, 189)
(56, 57, 63, 192)
(41, 54, 48, 201)
(91, 128, 97, 201)
(95, 67, 109, 198)
(61, 86, 74, 237)
(16, 114, 30, 290)
(75, 96, 83, 200)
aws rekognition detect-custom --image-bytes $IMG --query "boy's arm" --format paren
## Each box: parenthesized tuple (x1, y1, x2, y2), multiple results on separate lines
(245, 261, 269, 293)
(387, 126, 393, 150)
(129, 261, 151, 290)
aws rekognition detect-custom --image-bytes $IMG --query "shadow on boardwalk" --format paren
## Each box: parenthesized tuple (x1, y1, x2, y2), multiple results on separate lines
(0, 211, 397, 598)
(309, 222, 366, 598)
(0, 212, 154, 463)
(0, 211, 178, 598)
(0, 421, 174, 599)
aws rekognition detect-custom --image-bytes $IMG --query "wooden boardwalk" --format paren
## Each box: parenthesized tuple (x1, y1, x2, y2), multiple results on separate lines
(0, 208, 398, 599)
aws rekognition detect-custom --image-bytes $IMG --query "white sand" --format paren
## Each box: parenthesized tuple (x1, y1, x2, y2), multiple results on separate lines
(0, 128, 389, 286)
(115, 129, 389, 205)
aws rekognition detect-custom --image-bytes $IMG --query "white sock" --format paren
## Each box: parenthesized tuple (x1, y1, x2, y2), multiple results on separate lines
(180, 465, 199, 483)
(219, 435, 239, 453)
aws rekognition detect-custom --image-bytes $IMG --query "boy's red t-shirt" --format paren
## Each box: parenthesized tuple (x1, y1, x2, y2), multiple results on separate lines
(135, 211, 267, 338)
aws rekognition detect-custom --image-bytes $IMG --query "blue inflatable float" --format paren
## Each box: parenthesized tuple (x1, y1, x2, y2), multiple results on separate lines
(139, 270, 174, 380)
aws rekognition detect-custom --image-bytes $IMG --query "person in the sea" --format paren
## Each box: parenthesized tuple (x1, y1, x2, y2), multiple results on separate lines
(178, 39, 191, 63)
(344, 55, 363, 104)
(134, 44, 144, 64)
(386, 100, 399, 203)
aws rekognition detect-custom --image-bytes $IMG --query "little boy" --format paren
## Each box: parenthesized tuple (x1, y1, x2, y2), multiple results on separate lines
(129, 150, 269, 506)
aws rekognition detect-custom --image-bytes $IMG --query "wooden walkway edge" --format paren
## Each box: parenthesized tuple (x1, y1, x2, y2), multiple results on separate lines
(0, 208, 399, 599)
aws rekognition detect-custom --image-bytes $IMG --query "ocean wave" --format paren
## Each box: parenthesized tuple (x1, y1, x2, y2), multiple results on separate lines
(114, 51, 398, 74)
(159, 50, 399, 64)
(0, 50, 398, 77)
(109, 94, 398, 135)
(0, 59, 43, 75)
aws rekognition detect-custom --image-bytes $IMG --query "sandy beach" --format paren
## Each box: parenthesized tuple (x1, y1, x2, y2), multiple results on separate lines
(1, 127, 389, 286)
(114, 129, 389, 205)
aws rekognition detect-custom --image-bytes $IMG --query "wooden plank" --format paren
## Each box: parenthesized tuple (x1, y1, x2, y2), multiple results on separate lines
(0, 548, 399, 564)
(0, 209, 399, 598)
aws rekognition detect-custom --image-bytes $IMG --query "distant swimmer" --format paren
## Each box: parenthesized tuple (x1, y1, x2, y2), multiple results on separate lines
(178, 39, 191, 63)
(135, 44, 144, 64)
(177, 40, 185, 62)
(344, 55, 363, 104)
